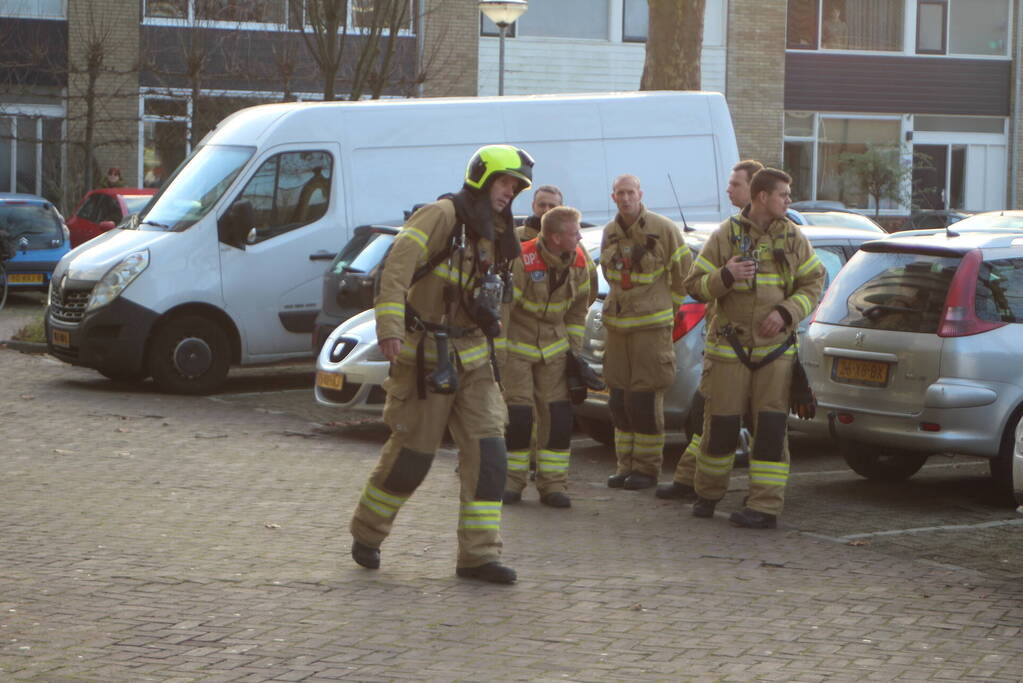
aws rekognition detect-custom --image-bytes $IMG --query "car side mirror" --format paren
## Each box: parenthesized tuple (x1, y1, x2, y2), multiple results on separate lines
(218, 200, 254, 249)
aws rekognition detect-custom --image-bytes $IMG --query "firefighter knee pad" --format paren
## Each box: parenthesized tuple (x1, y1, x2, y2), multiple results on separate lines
(382, 447, 435, 494)
(475, 437, 508, 501)
(609, 388, 631, 431)
(627, 390, 658, 434)
(505, 404, 533, 451)
(546, 400, 572, 450)
(689, 392, 706, 436)
(707, 414, 741, 455)
(752, 411, 787, 462)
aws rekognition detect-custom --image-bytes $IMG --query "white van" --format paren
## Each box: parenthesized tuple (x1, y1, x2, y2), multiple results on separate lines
(45, 91, 739, 394)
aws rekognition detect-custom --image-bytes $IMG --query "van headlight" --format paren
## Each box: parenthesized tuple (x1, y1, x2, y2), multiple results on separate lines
(86, 250, 149, 312)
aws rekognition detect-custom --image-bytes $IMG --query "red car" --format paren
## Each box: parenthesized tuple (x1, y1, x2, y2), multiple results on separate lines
(66, 187, 156, 248)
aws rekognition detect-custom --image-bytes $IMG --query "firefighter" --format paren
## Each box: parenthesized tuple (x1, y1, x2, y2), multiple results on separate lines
(657, 159, 765, 501)
(684, 168, 824, 528)
(348, 144, 534, 584)
(601, 174, 692, 490)
(516, 185, 563, 242)
(502, 206, 597, 508)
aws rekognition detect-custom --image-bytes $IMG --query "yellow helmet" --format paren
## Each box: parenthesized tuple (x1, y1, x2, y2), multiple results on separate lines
(464, 144, 534, 192)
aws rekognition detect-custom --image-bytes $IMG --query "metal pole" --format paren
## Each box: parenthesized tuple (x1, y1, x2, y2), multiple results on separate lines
(498, 23, 507, 96)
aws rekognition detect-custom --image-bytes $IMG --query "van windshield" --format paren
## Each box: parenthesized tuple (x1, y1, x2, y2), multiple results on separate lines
(133, 145, 254, 232)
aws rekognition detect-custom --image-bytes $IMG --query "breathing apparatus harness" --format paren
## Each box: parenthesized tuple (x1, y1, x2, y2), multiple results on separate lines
(400, 189, 519, 399)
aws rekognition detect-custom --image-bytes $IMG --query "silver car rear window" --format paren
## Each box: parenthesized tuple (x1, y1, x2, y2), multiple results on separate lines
(816, 251, 961, 333)
(976, 258, 1023, 323)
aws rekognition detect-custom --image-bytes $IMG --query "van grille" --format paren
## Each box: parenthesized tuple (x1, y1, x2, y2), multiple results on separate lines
(50, 285, 92, 324)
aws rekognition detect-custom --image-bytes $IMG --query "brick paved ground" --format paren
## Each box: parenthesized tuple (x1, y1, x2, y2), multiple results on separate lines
(2, 348, 1022, 681)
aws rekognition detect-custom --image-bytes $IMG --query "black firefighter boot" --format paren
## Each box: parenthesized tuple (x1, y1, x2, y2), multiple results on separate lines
(351, 540, 381, 569)
(729, 507, 778, 529)
(456, 562, 517, 584)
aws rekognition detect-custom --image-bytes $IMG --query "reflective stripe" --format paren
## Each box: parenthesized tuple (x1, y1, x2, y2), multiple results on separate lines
(517, 296, 572, 314)
(459, 501, 502, 530)
(697, 451, 734, 476)
(684, 432, 702, 458)
(671, 244, 692, 263)
(537, 448, 570, 473)
(360, 483, 408, 519)
(606, 266, 666, 285)
(507, 336, 569, 361)
(432, 262, 473, 286)
(507, 450, 530, 472)
(797, 253, 822, 277)
(457, 341, 491, 365)
(604, 308, 674, 329)
(374, 301, 405, 319)
(672, 292, 685, 307)
(749, 460, 790, 486)
(398, 226, 429, 256)
(756, 273, 784, 287)
(633, 432, 665, 456)
(614, 430, 634, 455)
(704, 339, 796, 362)
(695, 255, 716, 273)
(791, 292, 813, 318)
(567, 324, 585, 339)
(699, 275, 712, 301)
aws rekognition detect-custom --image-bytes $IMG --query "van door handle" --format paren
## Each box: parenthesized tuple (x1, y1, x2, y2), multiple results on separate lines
(309, 250, 336, 261)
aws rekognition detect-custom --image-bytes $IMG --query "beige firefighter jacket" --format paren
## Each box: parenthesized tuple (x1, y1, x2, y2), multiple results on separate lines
(685, 211, 824, 364)
(515, 214, 541, 242)
(600, 205, 691, 333)
(374, 199, 508, 372)
(507, 236, 596, 363)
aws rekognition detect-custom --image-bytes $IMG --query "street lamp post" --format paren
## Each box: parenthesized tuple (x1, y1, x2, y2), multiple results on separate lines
(479, 0, 528, 96)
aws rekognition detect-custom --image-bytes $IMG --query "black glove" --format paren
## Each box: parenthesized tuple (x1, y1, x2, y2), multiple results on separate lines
(789, 358, 816, 420)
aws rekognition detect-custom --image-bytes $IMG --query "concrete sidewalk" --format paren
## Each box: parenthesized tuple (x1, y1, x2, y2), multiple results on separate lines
(1, 348, 1021, 681)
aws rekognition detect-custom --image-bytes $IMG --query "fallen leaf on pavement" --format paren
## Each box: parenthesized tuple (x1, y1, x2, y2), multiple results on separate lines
(54, 449, 73, 455)
(264, 522, 281, 529)
(847, 539, 871, 547)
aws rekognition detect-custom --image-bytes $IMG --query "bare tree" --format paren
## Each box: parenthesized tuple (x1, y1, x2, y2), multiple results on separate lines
(640, 0, 706, 91)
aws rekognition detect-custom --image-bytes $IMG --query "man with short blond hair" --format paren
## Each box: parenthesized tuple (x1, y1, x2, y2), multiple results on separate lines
(502, 204, 596, 508)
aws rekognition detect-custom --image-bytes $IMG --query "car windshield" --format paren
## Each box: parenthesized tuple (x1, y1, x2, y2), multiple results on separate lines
(950, 213, 1023, 231)
(815, 251, 962, 333)
(132, 145, 254, 232)
(0, 202, 62, 245)
(123, 195, 152, 215)
(331, 230, 395, 274)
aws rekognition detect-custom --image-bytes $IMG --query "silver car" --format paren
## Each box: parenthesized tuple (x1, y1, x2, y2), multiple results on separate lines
(573, 224, 880, 445)
(802, 227, 1023, 501)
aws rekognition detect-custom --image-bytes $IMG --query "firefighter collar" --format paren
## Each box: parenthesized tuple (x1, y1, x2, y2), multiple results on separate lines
(736, 206, 791, 239)
(613, 204, 647, 237)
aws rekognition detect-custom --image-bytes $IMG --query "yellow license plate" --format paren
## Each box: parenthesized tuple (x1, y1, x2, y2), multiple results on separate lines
(316, 371, 344, 391)
(51, 329, 70, 347)
(833, 357, 889, 387)
(9, 273, 43, 284)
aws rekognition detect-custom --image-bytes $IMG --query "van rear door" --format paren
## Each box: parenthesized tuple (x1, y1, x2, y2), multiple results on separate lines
(218, 144, 343, 358)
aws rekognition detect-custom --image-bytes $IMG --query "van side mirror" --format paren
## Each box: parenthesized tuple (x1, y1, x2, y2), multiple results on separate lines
(218, 200, 255, 249)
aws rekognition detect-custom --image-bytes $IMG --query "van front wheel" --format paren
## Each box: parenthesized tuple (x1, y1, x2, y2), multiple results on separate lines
(841, 442, 929, 481)
(149, 314, 230, 395)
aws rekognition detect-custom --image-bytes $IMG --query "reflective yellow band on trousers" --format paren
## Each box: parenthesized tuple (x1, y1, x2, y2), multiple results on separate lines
(749, 460, 790, 486)
(697, 451, 735, 476)
(537, 448, 570, 474)
(507, 450, 530, 472)
(459, 501, 502, 530)
(603, 308, 674, 329)
(360, 483, 409, 519)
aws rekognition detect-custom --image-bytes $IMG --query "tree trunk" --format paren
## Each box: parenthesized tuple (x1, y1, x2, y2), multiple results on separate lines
(640, 0, 705, 91)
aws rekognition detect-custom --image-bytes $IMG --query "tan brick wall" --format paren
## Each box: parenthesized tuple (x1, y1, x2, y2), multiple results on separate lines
(420, 0, 478, 97)
(66, 0, 141, 190)
(725, 0, 786, 169)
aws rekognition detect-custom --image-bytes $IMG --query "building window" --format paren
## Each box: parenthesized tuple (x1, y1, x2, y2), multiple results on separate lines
(141, 96, 189, 188)
(196, 0, 285, 23)
(949, 0, 1009, 56)
(0, 0, 65, 18)
(352, 0, 412, 30)
(623, 0, 648, 42)
(788, 0, 904, 51)
(916, 0, 947, 54)
(515, 0, 610, 40)
(0, 115, 62, 202)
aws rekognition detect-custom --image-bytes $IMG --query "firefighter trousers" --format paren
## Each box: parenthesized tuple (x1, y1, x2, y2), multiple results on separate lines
(695, 356, 793, 516)
(350, 361, 509, 569)
(603, 326, 676, 478)
(503, 352, 571, 495)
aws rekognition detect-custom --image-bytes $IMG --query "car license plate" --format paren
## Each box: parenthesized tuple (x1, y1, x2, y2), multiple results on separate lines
(316, 371, 344, 391)
(9, 273, 43, 284)
(832, 357, 889, 387)
(51, 329, 70, 347)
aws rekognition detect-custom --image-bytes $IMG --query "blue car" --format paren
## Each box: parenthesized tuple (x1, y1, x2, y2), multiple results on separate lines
(0, 193, 71, 294)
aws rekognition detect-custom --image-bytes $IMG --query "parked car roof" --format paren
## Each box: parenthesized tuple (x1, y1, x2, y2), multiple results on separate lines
(800, 211, 886, 233)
